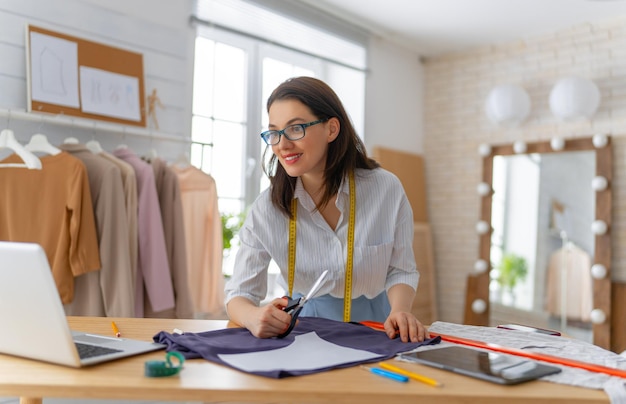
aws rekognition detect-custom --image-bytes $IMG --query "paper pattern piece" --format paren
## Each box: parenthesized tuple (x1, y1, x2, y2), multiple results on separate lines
(80, 67, 141, 121)
(29, 32, 80, 108)
(219, 331, 381, 372)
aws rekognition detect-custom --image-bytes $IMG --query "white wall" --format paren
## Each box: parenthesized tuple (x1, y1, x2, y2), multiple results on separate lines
(365, 36, 424, 154)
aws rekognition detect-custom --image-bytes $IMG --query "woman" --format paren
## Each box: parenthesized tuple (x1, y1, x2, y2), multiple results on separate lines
(224, 76, 427, 342)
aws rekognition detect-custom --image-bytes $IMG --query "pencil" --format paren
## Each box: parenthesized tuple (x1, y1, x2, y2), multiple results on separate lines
(111, 321, 121, 338)
(379, 362, 443, 387)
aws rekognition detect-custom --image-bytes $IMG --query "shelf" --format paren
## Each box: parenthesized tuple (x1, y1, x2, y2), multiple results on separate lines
(0, 107, 190, 144)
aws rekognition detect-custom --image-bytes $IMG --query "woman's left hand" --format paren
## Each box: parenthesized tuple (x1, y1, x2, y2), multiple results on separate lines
(384, 311, 429, 342)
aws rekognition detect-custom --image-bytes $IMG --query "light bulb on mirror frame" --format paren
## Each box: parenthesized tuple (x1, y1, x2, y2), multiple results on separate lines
(476, 220, 490, 235)
(513, 140, 527, 154)
(592, 133, 608, 148)
(550, 136, 565, 151)
(590, 308, 606, 324)
(478, 143, 492, 157)
(474, 259, 488, 274)
(471, 299, 487, 314)
(590, 263, 607, 279)
(476, 182, 492, 196)
(592, 176, 608, 192)
(591, 220, 608, 235)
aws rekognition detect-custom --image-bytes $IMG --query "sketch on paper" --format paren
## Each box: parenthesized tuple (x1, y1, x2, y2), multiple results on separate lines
(79, 67, 141, 122)
(29, 32, 80, 108)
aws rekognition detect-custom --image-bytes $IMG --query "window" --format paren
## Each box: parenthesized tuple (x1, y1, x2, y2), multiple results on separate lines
(191, 0, 367, 277)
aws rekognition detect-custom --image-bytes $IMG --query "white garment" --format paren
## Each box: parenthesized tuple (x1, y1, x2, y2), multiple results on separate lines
(545, 244, 592, 321)
(224, 167, 418, 306)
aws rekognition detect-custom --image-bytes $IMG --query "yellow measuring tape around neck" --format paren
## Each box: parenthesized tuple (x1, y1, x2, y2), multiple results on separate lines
(288, 171, 356, 322)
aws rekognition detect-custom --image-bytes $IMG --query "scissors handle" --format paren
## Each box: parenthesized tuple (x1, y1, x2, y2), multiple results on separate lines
(282, 296, 302, 313)
(277, 298, 303, 339)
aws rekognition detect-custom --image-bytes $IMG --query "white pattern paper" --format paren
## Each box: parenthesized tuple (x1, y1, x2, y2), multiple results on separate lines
(218, 332, 382, 372)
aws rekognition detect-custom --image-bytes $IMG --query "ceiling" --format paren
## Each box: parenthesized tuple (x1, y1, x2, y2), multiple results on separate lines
(295, 0, 626, 57)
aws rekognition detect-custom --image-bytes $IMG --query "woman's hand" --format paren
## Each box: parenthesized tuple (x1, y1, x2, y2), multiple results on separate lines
(238, 297, 293, 338)
(384, 311, 429, 343)
(385, 284, 428, 342)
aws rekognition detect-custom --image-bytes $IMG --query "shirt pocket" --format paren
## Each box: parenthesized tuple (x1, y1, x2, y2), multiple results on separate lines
(352, 242, 393, 294)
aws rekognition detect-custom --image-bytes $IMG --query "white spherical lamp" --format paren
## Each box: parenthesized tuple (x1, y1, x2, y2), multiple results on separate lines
(476, 220, 490, 235)
(592, 176, 608, 192)
(513, 140, 527, 154)
(590, 264, 607, 280)
(590, 309, 606, 324)
(477, 182, 492, 196)
(550, 137, 565, 151)
(485, 84, 531, 126)
(593, 133, 608, 148)
(478, 143, 492, 157)
(474, 259, 488, 274)
(591, 220, 608, 235)
(472, 299, 487, 314)
(549, 76, 601, 121)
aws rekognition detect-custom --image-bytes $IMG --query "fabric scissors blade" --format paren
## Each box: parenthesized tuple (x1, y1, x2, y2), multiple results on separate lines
(277, 270, 328, 338)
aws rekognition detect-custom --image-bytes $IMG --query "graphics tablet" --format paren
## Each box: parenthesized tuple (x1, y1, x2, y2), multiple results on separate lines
(400, 346, 561, 385)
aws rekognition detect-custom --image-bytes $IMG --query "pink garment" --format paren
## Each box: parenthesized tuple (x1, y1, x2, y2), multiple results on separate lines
(144, 158, 194, 319)
(171, 164, 225, 318)
(113, 147, 174, 316)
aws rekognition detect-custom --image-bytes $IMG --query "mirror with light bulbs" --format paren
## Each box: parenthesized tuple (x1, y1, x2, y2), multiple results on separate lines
(464, 135, 613, 350)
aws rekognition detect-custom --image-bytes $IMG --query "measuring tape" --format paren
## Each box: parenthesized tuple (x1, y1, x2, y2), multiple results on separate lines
(144, 351, 185, 377)
(288, 198, 298, 297)
(288, 172, 355, 322)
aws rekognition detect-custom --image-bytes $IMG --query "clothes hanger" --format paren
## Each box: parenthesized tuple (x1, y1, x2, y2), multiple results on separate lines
(85, 123, 104, 154)
(172, 151, 190, 169)
(0, 129, 43, 169)
(144, 148, 158, 161)
(25, 134, 61, 155)
(86, 139, 104, 154)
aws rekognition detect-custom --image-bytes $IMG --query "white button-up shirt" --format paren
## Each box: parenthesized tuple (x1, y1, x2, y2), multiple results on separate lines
(224, 167, 418, 306)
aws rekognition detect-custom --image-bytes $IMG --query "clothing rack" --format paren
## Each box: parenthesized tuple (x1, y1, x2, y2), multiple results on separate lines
(0, 108, 191, 144)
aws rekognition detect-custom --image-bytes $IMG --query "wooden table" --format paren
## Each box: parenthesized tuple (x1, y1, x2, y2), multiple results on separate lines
(0, 316, 608, 404)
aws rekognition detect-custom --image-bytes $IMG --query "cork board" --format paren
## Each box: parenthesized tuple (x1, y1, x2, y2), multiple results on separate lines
(26, 25, 146, 127)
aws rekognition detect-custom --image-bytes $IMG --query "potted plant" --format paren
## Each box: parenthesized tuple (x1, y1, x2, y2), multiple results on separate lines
(221, 211, 245, 255)
(497, 252, 528, 296)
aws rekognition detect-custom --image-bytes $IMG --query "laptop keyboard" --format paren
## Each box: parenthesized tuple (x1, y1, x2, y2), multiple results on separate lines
(75, 342, 123, 359)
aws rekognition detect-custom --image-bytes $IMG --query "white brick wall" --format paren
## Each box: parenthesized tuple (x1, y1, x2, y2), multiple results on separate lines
(424, 16, 626, 324)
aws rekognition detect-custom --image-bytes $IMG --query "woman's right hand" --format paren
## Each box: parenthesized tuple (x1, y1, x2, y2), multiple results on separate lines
(242, 297, 293, 338)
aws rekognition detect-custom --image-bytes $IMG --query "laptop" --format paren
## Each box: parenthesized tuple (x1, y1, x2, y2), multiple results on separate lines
(0, 241, 165, 367)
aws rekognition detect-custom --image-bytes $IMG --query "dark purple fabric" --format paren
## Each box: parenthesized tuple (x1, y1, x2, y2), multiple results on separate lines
(153, 316, 440, 378)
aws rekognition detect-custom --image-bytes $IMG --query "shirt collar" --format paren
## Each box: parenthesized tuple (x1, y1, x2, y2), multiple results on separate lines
(293, 172, 352, 212)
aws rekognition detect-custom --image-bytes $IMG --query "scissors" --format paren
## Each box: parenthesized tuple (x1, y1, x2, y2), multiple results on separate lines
(277, 269, 329, 338)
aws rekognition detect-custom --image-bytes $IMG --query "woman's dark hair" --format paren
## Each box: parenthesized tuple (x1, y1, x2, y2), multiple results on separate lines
(263, 76, 379, 218)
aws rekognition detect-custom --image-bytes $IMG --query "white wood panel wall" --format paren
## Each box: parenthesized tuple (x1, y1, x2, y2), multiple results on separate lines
(0, 0, 194, 160)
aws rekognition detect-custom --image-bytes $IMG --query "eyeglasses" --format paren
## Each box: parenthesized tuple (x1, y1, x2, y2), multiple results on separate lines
(260, 118, 328, 145)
